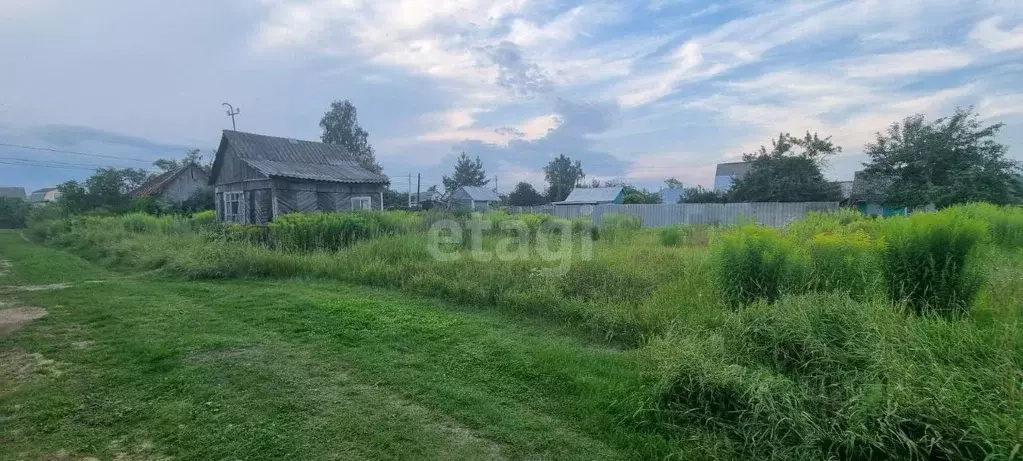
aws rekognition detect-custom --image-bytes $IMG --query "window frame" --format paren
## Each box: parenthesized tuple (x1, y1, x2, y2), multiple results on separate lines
(351, 196, 372, 211)
(223, 191, 245, 223)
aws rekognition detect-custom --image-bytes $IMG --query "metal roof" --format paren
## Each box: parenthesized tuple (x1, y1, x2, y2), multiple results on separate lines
(0, 187, 26, 199)
(216, 130, 389, 184)
(558, 187, 623, 204)
(715, 161, 751, 177)
(458, 186, 500, 202)
(660, 188, 685, 204)
(130, 165, 208, 197)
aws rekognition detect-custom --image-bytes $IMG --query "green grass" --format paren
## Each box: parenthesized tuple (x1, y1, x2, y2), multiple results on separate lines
(0, 231, 668, 460)
(9, 204, 1023, 459)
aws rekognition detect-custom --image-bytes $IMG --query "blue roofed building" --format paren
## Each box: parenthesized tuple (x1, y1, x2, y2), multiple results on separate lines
(449, 186, 501, 211)
(554, 187, 625, 205)
(659, 188, 685, 204)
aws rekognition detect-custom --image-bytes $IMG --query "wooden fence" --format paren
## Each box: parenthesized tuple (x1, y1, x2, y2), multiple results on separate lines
(506, 202, 840, 228)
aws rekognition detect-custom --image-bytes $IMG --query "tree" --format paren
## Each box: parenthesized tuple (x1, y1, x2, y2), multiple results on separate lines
(442, 152, 489, 192)
(682, 186, 728, 203)
(56, 167, 150, 214)
(543, 154, 585, 202)
(507, 182, 547, 206)
(729, 131, 843, 202)
(664, 177, 684, 189)
(154, 149, 208, 172)
(320, 99, 383, 174)
(0, 197, 29, 229)
(383, 189, 410, 209)
(863, 107, 1019, 207)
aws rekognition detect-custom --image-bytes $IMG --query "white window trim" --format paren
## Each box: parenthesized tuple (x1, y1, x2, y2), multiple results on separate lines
(224, 192, 245, 223)
(351, 196, 372, 211)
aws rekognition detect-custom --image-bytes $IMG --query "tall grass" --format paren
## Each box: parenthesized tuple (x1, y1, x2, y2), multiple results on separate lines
(879, 213, 986, 317)
(710, 225, 801, 308)
(28, 205, 1023, 459)
(646, 292, 1022, 460)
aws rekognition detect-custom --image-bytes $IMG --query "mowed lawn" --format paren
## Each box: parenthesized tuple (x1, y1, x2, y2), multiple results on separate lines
(0, 231, 663, 460)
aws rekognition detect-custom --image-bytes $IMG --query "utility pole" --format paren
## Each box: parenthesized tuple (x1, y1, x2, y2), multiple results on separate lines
(407, 173, 412, 208)
(416, 174, 421, 209)
(494, 175, 498, 195)
(222, 103, 241, 130)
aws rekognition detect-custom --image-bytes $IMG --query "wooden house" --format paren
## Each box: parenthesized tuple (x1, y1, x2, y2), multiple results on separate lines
(209, 131, 389, 224)
(130, 164, 210, 203)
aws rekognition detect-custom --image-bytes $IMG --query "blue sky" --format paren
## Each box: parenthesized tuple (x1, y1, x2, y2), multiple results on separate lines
(2, 0, 1022, 194)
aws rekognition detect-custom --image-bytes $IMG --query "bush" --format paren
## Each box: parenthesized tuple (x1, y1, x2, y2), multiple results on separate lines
(710, 225, 802, 308)
(879, 213, 985, 317)
(0, 196, 30, 229)
(803, 232, 878, 299)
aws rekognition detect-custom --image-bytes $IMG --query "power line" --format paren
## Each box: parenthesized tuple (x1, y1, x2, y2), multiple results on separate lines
(0, 142, 152, 163)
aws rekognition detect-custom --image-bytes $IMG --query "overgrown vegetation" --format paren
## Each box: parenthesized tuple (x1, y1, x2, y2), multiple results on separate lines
(18, 204, 1023, 459)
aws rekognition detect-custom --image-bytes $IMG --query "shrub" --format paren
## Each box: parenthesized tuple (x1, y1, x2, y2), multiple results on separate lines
(0, 196, 30, 229)
(879, 213, 986, 316)
(802, 232, 878, 299)
(188, 210, 218, 231)
(710, 225, 802, 308)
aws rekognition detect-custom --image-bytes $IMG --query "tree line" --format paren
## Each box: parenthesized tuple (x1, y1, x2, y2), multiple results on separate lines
(5, 102, 1015, 228)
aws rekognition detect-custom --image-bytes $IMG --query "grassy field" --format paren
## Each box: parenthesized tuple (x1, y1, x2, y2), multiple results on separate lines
(5, 205, 1023, 459)
(0, 231, 664, 460)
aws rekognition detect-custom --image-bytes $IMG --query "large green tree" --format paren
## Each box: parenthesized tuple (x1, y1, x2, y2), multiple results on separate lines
(57, 167, 150, 214)
(319, 99, 383, 174)
(863, 107, 1019, 207)
(442, 152, 489, 192)
(543, 154, 585, 202)
(507, 182, 547, 206)
(729, 131, 843, 202)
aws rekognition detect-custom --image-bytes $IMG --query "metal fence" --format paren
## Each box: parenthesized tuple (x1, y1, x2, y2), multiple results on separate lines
(509, 202, 840, 228)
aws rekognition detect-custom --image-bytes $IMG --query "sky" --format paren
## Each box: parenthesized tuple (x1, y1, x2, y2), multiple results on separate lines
(2, 0, 1023, 194)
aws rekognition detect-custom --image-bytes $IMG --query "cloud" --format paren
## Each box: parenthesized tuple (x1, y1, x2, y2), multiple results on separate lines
(970, 16, 1023, 52)
(477, 41, 554, 96)
(837, 48, 974, 79)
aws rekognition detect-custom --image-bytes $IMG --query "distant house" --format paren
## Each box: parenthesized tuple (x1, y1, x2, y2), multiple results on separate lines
(0, 187, 26, 200)
(448, 186, 501, 211)
(660, 188, 685, 204)
(130, 164, 210, 203)
(850, 170, 906, 216)
(411, 190, 444, 209)
(209, 130, 389, 225)
(713, 161, 751, 192)
(28, 187, 61, 204)
(554, 187, 625, 205)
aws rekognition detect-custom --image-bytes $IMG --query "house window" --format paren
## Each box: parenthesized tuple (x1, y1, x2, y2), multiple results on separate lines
(351, 196, 372, 211)
(224, 192, 244, 222)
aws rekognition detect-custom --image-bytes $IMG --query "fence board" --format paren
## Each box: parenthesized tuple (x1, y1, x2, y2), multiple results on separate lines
(510, 202, 839, 228)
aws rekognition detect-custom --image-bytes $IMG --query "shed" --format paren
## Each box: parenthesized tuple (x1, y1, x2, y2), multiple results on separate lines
(209, 130, 389, 224)
(411, 190, 444, 209)
(850, 170, 906, 216)
(130, 164, 210, 203)
(28, 187, 60, 204)
(0, 187, 26, 200)
(554, 187, 624, 205)
(449, 186, 500, 211)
